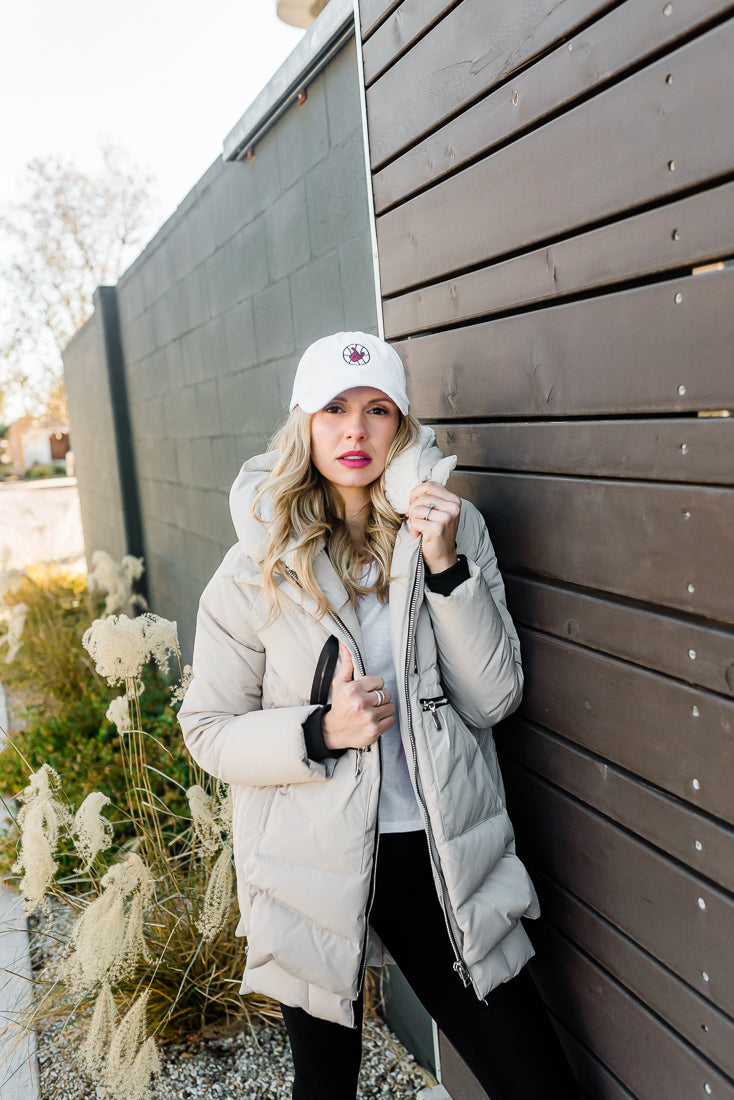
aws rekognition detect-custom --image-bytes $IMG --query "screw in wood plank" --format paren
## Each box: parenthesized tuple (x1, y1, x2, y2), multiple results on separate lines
(704, 1085, 712, 1095)
(694, 840, 703, 851)
(671, 228, 680, 240)
(668, 159, 676, 171)
(678, 384, 687, 396)
(692, 778, 701, 790)
(697, 897, 707, 910)
(682, 510, 691, 520)
(297, 88, 307, 105)
(688, 649, 696, 660)
(687, 582, 695, 593)
(692, 705, 700, 716)
(666, 73, 674, 85)
(663, 3, 673, 14)
(675, 292, 683, 303)
(680, 443, 689, 454)
(701, 970, 709, 981)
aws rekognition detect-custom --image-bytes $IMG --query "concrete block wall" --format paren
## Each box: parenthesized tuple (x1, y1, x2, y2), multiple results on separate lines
(63, 312, 128, 565)
(65, 36, 377, 658)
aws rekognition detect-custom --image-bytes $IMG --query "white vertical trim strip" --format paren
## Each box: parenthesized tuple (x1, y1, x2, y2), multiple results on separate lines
(353, 0, 385, 339)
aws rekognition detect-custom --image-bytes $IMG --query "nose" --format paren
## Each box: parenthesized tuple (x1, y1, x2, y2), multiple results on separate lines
(344, 411, 367, 440)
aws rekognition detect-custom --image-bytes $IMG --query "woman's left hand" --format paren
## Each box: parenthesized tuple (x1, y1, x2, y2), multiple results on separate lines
(408, 481, 462, 574)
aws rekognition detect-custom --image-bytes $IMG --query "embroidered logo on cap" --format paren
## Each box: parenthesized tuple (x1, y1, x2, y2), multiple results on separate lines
(343, 343, 370, 366)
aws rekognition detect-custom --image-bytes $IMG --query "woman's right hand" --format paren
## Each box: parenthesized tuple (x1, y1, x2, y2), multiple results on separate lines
(321, 643, 395, 752)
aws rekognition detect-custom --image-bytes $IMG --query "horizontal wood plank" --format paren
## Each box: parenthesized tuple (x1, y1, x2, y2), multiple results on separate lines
(373, 0, 734, 208)
(554, 1023, 637, 1100)
(531, 871, 734, 1078)
(501, 574, 734, 698)
(528, 916, 734, 1097)
(398, 269, 734, 419)
(384, 183, 734, 336)
(513, 628, 734, 824)
(497, 720, 734, 892)
(503, 765, 734, 1016)
(358, 0, 402, 39)
(365, 0, 601, 167)
(361, 0, 461, 85)
(451, 470, 734, 621)
(433, 416, 734, 486)
(376, 19, 734, 293)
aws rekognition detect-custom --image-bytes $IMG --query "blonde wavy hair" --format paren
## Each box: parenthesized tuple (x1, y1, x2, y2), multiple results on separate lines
(254, 406, 420, 617)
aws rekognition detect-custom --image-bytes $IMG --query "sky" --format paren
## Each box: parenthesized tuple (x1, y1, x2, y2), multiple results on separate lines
(1, 0, 306, 234)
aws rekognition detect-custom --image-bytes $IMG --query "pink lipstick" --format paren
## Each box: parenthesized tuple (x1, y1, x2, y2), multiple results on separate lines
(338, 451, 372, 468)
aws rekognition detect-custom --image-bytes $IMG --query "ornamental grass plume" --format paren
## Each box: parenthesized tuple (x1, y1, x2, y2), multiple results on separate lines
(187, 784, 224, 856)
(105, 694, 132, 733)
(83, 983, 118, 1075)
(0, 601, 29, 662)
(12, 763, 72, 913)
(103, 991, 161, 1100)
(197, 840, 235, 941)
(88, 550, 147, 617)
(62, 852, 154, 993)
(82, 613, 179, 686)
(72, 791, 115, 870)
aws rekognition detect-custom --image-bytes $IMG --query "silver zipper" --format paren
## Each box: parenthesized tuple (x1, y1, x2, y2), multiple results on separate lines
(404, 553, 472, 990)
(283, 564, 380, 993)
(420, 696, 450, 730)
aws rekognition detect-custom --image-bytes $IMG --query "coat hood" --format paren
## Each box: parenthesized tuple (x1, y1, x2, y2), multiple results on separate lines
(228, 426, 457, 558)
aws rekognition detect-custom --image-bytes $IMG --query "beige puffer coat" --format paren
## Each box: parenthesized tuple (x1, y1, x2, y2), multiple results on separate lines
(179, 450, 540, 1028)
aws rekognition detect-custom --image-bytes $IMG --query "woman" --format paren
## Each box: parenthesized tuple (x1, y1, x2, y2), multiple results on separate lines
(179, 332, 577, 1099)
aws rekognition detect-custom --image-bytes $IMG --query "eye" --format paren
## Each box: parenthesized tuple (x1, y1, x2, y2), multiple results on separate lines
(322, 404, 344, 414)
(368, 405, 390, 415)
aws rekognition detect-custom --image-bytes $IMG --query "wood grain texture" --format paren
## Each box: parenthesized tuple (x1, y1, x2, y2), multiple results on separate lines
(501, 573, 734, 697)
(398, 269, 734, 419)
(373, 0, 734, 208)
(529, 871, 734, 1079)
(376, 19, 734, 293)
(554, 1023, 637, 1100)
(384, 183, 734, 336)
(498, 719, 734, 892)
(452, 470, 734, 621)
(359, 0, 402, 39)
(528, 917, 734, 1097)
(365, 0, 602, 167)
(504, 765, 734, 1016)
(515, 628, 734, 824)
(361, 0, 461, 84)
(433, 417, 734, 486)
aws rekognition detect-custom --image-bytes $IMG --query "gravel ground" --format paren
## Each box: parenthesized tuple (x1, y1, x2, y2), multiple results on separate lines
(28, 907, 434, 1100)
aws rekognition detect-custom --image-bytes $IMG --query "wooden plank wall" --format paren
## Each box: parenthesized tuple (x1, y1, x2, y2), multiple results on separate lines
(357, 0, 734, 1096)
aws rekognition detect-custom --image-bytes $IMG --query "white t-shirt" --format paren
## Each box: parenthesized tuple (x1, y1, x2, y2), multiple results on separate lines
(356, 565, 423, 834)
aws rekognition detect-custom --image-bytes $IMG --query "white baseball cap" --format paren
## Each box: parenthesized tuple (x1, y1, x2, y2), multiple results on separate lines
(289, 331, 410, 414)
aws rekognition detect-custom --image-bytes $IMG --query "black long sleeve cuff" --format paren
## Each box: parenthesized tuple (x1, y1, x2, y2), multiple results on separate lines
(302, 705, 346, 763)
(425, 554, 470, 596)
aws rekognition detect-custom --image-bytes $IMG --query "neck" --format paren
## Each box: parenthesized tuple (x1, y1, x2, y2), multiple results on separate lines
(333, 485, 370, 548)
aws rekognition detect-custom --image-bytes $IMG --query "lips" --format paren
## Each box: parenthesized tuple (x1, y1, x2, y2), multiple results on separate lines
(337, 451, 372, 468)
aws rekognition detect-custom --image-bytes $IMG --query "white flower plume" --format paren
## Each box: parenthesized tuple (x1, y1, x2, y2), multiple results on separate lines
(197, 841, 234, 942)
(73, 791, 114, 870)
(88, 550, 147, 617)
(169, 663, 193, 706)
(12, 764, 72, 913)
(103, 991, 160, 1100)
(105, 695, 132, 733)
(0, 602, 29, 663)
(82, 613, 179, 685)
(62, 852, 154, 992)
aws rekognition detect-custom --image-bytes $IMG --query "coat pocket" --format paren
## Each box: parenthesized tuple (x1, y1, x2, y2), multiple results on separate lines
(419, 697, 504, 842)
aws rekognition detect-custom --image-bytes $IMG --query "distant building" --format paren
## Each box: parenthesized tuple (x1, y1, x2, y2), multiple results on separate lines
(6, 416, 70, 474)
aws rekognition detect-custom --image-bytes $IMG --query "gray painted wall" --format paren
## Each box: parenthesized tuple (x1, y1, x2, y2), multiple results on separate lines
(64, 37, 377, 657)
(63, 310, 127, 565)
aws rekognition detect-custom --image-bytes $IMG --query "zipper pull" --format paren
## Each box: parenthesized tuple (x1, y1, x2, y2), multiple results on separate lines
(427, 701, 442, 730)
(453, 960, 471, 988)
(355, 747, 369, 776)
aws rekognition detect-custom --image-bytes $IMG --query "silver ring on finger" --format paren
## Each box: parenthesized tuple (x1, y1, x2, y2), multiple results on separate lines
(373, 688, 386, 707)
(424, 503, 435, 520)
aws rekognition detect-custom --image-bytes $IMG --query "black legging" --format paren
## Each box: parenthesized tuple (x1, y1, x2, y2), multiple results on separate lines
(280, 830, 578, 1099)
